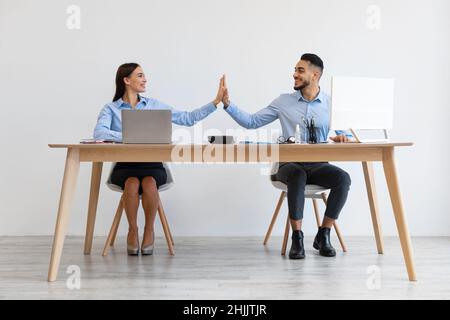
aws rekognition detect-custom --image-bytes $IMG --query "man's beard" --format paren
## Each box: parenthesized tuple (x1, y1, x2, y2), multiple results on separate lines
(294, 80, 310, 91)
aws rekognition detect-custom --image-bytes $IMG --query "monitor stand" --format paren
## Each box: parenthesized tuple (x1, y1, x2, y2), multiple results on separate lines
(349, 128, 390, 143)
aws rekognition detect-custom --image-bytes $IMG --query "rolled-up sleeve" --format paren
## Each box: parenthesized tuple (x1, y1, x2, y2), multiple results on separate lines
(224, 102, 278, 129)
(168, 102, 217, 127)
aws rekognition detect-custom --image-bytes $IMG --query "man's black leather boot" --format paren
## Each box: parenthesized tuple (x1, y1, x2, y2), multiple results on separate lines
(289, 230, 305, 259)
(313, 227, 336, 257)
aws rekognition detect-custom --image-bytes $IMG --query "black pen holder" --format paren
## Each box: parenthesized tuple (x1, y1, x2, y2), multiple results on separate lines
(307, 126, 318, 144)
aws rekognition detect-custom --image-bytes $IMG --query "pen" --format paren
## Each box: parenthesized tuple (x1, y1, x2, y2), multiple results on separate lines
(302, 116, 309, 128)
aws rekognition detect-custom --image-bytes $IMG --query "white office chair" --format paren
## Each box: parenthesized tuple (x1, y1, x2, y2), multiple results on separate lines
(102, 162, 175, 256)
(263, 164, 347, 255)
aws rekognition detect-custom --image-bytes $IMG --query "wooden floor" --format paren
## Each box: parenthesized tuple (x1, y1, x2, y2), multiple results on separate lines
(0, 236, 449, 300)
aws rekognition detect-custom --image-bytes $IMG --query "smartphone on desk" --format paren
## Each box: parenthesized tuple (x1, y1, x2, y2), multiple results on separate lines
(80, 139, 115, 144)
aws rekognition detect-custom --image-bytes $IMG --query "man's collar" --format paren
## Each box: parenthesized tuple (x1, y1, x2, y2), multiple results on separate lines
(295, 88, 324, 103)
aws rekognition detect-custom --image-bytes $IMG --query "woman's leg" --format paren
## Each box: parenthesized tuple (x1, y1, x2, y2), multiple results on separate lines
(123, 177, 140, 247)
(141, 176, 159, 246)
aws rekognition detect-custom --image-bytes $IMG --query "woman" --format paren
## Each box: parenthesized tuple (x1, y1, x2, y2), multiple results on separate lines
(94, 63, 225, 255)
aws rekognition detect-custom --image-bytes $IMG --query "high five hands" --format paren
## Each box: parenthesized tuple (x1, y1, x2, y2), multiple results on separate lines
(212, 75, 348, 143)
(212, 75, 230, 108)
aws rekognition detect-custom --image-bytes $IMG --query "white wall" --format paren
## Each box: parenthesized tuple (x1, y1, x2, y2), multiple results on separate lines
(1, 0, 449, 237)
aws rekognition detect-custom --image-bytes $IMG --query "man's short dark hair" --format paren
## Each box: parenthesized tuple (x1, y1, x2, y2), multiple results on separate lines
(301, 53, 324, 73)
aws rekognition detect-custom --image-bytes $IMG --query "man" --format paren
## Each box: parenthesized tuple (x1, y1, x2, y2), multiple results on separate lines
(221, 53, 351, 259)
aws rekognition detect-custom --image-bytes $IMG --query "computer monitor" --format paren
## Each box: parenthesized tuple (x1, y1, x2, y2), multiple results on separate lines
(331, 76, 394, 142)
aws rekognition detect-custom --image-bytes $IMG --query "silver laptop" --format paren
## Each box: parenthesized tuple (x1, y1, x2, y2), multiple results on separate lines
(121, 109, 172, 144)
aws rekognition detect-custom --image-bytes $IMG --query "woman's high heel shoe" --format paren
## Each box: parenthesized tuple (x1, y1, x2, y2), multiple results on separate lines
(127, 231, 140, 256)
(141, 230, 154, 255)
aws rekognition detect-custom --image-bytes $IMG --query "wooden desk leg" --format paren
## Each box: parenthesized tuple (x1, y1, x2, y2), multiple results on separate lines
(263, 191, 286, 245)
(362, 162, 384, 254)
(84, 162, 103, 255)
(382, 148, 417, 281)
(48, 149, 80, 282)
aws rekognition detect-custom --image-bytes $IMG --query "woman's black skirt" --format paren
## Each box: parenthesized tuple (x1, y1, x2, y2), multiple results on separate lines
(110, 162, 167, 195)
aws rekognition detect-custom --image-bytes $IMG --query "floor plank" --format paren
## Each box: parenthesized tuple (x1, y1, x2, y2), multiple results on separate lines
(0, 236, 449, 299)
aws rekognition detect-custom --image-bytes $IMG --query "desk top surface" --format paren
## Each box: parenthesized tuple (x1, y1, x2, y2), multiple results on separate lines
(49, 142, 413, 149)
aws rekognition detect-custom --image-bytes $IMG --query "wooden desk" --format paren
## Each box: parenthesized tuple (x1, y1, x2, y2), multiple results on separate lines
(47, 142, 416, 281)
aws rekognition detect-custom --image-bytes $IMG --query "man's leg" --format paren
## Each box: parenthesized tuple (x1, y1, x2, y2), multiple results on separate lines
(290, 219, 303, 231)
(306, 163, 351, 220)
(275, 163, 307, 224)
(305, 163, 351, 256)
(274, 163, 307, 259)
(321, 216, 335, 229)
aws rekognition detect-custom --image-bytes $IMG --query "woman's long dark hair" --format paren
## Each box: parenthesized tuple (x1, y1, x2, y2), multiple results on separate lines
(113, 63, 140, 102)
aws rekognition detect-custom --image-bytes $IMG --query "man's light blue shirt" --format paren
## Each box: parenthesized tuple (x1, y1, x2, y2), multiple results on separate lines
(93, 96, 217, 142)
(225, 90, 347, 142)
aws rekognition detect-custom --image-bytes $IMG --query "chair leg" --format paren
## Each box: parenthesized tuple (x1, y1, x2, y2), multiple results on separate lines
(332, 222, 347, 252)
(264, 191, 286, 245)
(110, 196, 124, 247)
(281, 214, 290, 256)
(312, 199, 322, 228)
(321, 193, 347, 252)
(158, 198, 174, 246)
(102, 197, 124, 256)
(158, 199, 175, 256)
(103, 196, 176, 256)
